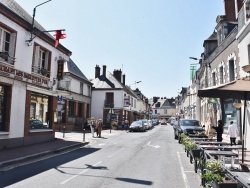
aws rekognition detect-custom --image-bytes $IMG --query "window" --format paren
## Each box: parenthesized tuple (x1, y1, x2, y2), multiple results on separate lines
(229, 60, 235, 81)
(155, 110, 157, 114)
(78, 103, 82, 117)
(219, 66, 224, 84)
(0, 26, 16, 64)
(212, 72, 216, 86)
(30, 92, 49, 129)
(33, 44, 51, 77)
(164, 109, 167, 114)
(68, 101, 74, 116)
(80, 82, 83, 94)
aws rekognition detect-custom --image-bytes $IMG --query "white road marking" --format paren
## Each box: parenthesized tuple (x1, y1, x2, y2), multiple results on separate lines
(147, 141, 161, 148)
(60, 161, 102, 184)
(108, 148, 125, 158)
(99, 143, 106, 146)
(177, 152, 190, 188)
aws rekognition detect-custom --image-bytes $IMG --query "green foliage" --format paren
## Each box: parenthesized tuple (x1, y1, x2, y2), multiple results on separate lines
(202, 160, 224, 184)
(180, 133, 198, 151)
(202, 171, 223, 183)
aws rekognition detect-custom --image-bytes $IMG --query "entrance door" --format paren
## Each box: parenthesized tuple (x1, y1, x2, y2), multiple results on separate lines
(0, 86, 6, 131)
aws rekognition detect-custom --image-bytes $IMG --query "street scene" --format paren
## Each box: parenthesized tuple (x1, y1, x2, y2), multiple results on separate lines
(1, 0, 250, 188)
(0, 125, 202, 188)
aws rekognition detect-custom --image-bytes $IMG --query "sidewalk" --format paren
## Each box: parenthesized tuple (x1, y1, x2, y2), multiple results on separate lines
(0, 129, 126, 170)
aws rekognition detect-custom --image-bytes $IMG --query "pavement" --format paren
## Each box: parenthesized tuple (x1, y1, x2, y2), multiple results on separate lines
(0, 129, 127, 171)
(0, 128, 249, 172)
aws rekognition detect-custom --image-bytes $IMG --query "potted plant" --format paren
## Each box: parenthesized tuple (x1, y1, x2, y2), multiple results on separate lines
(202, 160, 237, 188)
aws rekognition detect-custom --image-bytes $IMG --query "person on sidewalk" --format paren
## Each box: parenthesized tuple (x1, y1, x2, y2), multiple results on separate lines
(97, 119, 103, 138)
(227, 120, 239, 146)
(212, 120, 224, 142)
(90, 117, 96, 137)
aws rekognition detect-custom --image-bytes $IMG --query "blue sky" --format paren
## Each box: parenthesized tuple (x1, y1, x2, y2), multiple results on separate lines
(16, 0, 224, 99)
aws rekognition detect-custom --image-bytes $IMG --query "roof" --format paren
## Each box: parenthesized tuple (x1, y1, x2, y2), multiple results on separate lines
(92, 71, 124, 89)
(65, 58, 89, 82)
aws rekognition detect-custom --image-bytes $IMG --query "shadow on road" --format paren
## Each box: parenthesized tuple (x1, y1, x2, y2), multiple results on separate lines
(0, 147, 100, 187)
(115, 177, 153, 185)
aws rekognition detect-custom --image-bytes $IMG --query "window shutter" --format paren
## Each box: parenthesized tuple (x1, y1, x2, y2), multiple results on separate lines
(8, 33, 16, 62)
(44, 51, 49, 70)
(0, 29, 2, 51)
(34, 46, 40, 73)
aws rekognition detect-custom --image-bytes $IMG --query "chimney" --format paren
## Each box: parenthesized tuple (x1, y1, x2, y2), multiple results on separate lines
(224, 0, 236, 21)
(103, 65, 106, 77)
(122, 74, 126, 85)
(95, 65, 100, 78)
(113, 69, 122, 82)
(236, 0, 243, 13)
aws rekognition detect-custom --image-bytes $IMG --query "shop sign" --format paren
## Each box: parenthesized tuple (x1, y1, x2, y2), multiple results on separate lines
(0, 64, 49, 88)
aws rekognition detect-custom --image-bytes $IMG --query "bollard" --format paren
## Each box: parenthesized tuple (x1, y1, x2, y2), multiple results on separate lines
(63, 126, 65, 138)
(83, 129, 85, 142)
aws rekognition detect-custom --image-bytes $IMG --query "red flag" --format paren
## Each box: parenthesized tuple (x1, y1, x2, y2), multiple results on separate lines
(54, 30, 66, 47)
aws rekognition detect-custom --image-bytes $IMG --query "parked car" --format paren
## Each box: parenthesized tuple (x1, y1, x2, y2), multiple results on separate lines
(147, 119, 153, 129)
(173, 119, 204, 143)
(152, 119, 159, 126)
(160, 119, 167, 125)
(29, 119, 47, 129)
(140, 119, 149, 129)
(170, 119, 177, 126)
(129, 121, 146, 132)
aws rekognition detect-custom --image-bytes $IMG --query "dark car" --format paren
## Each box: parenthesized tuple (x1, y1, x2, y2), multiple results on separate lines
(129, 121, 146, 132)
(30, 119, 47, 129)
(173, 119, 204, 143)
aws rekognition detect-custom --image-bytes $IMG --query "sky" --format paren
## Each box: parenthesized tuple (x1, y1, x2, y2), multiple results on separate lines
(15, 0, 224, 99)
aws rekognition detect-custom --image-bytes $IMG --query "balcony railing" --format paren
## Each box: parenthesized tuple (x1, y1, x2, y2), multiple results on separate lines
(0, 51, 15, 65)
(104, 100, 114, 108)
(58, 80, 71, 91)
(32, 65, 50, 77)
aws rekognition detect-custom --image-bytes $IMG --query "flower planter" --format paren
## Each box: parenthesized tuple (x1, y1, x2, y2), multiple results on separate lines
(190, 149, 202, 173)
(211, 181, 237, 188)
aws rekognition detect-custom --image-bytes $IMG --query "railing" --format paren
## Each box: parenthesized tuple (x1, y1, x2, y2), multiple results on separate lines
(32, 65, 50, 77)
(104, 100, 114, 108)
(0, 51, 15, 65)
(58, 80, 71, 91)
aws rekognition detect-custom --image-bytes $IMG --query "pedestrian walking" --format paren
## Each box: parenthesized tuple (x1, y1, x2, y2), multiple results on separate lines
(227, 120, 238, 146)
(97, 119, 103, 138)
(90, 117, 96, 137)
(212, 119, 224, 142)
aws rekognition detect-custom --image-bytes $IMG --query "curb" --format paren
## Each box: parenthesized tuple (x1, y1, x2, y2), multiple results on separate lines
(0, 142, 89, 169)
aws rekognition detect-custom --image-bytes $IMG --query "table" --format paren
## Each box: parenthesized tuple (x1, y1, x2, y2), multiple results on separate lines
(205, 150, 238, 168)
(191, 137, 217, 141)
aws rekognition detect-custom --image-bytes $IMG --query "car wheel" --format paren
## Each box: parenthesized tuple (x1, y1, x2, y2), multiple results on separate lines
(178, 133, 182, 143)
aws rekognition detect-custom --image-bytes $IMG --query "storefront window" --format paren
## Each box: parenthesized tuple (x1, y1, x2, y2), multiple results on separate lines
(224, 98, 238, 128)
(30, 92, 49, 129)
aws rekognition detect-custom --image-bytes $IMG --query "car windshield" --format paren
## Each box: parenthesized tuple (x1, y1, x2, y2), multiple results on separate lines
(180, 120, 201, 126)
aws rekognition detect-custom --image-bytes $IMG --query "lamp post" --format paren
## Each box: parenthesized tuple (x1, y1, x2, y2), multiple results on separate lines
(27, 0, 52, 43)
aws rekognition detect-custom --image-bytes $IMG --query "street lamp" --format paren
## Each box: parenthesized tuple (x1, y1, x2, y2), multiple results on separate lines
(27, 0, 52, 43)
(129, 81, 142, 89)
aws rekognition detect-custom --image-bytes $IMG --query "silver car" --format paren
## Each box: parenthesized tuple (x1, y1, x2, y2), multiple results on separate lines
(129, 121, 146, 132)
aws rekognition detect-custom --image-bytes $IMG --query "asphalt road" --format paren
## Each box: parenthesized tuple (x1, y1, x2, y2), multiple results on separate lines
(0, 125, 202, 188)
